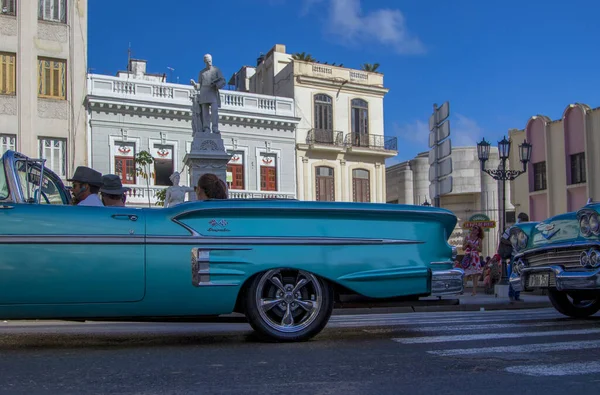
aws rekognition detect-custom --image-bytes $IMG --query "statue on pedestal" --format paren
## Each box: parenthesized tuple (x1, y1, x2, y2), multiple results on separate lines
(190, 54, 226, 135)
(164, 171, 194, 208)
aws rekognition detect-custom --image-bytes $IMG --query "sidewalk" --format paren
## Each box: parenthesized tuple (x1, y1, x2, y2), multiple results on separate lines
(332, 286, 552, 315)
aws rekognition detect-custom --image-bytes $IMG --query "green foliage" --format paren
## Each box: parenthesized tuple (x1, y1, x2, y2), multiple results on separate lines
(360, 63, 380, 72)
(155, 188, 166, 207)
(134, 150, 154, 207)
(292, 52, 316, 62)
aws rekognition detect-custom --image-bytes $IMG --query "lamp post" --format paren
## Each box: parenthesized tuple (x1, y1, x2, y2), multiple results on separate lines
(476, 136, 532, 285)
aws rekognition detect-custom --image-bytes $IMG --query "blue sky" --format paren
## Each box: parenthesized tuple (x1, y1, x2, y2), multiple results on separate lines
(89, 0, 600, 165)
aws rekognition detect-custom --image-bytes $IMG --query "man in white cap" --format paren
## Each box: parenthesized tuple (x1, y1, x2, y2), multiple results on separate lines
(100, 174, 131, 207)
(67, 166, 104, 206)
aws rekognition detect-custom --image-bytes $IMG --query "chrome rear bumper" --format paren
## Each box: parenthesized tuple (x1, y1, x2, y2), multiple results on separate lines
(510, 266, 600, 292)
(431, 268, 464, 296)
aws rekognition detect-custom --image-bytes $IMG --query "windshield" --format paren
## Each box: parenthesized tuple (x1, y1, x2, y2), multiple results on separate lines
(0, 158, 8, 201)
(15, 160, 68, 205)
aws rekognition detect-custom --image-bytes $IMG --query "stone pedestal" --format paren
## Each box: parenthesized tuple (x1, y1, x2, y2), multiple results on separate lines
(183, 131, 231, 200)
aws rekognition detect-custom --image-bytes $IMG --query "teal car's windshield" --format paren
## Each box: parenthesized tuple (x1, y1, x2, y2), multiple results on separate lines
(14, 160, 68, 205)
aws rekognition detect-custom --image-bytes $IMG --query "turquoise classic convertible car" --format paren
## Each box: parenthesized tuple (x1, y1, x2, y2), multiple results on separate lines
(0, 150, 462, 342)
(509, 202, 600, 317)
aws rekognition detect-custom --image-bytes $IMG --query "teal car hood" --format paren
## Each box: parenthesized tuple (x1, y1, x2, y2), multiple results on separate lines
(528, 212, 581, 248)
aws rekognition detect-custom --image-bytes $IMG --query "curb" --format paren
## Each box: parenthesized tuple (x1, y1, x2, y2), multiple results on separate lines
(332, 301, 552, 316)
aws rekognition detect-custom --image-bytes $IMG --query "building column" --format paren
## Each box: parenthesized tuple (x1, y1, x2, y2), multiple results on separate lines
(340, 159, 347, 201)
(375, 162, 382, 203)
(302, 157, 309, 200)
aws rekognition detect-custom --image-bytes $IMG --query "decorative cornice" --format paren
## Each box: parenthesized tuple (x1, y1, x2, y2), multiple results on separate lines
(295, 75, 389, 96)
(87, 97, 300, 129)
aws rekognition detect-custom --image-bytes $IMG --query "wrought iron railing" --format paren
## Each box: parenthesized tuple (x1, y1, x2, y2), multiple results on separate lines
(306, 129, 344, 146)
(345, 133, 398, 151)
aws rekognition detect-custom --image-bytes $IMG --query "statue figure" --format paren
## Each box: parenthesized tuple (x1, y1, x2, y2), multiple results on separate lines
(164, 171, 194, 208)
(190, 54, 226, 134)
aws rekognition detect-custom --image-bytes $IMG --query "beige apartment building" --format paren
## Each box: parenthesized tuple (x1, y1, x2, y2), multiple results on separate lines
(0, 0, 87, 179)
(508, 103, 600, 220)
(230, 44, 398, 202)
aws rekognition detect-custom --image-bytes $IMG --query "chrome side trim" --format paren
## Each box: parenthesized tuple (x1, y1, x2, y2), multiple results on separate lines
(0, 235, 146, 244)
(170, 203, 457, 222)
(190, 248, 239, 287)
(431, 268, 464, 296)
(0, 234, 422, 246)
(172, 218, 201, 237)
(146, 236, 423, 246)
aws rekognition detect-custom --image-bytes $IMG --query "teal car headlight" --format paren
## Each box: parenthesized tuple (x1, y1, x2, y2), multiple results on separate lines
(580, 216, 592, 237)
(589, 213, 599, 235)
(509, 228, 528, 251)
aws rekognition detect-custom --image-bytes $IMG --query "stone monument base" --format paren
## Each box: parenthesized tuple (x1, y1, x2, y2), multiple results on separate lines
(183, 132, 231, 200)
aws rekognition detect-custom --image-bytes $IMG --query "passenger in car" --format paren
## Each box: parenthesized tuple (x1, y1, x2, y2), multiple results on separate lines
(100, 174, 130, 207)
(67, 166, 104, 207)
(196, 173, 228, 200)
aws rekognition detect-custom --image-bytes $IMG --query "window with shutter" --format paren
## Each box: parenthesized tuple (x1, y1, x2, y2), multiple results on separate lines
(0, 52, 16, 95)
(38, 0, 66, 23)
(315, 166, 335, 201)
(352, 169, 370, 202)
(1, 134, 16, 155)
(38, 57, 67, 99)
(38, 137, 67, 178)
(1, 0, 16, 15)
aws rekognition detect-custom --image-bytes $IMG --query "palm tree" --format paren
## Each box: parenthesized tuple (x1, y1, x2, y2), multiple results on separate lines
(361, 63, 380, 72)
(292, 52, 317, 62)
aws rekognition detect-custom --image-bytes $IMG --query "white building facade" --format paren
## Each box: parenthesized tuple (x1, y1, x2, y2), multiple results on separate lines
(231, 44, 397, 203)
(86, 59, 299, 206)
(386, 147, 515, 258)
(0, 0, 88, 179)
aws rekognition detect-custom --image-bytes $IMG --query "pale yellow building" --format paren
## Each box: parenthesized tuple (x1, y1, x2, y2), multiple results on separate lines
(232, 44, 397, 202)
(0, 0, 88, 179)
(508, 103, 600, 220)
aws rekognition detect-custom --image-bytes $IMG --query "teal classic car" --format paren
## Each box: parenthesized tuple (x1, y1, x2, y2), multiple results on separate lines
(0, 150, 462, 342)
(509, 202, 600, 317)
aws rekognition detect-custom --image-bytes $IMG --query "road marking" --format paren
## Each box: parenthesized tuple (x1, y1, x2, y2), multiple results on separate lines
(428, 340, 600, 357)
(505, 361, 600, 377)
(393, 328, 600, 344)
(363, 320, 592, 333)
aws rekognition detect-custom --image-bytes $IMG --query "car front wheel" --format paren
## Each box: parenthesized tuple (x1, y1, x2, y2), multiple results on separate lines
(548, 290, 600, 318)
(245, 268, 334, 342)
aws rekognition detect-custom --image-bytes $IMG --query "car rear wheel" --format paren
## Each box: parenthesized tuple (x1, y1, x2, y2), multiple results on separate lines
(548, 290, 600, 318)
(245, 268, 334, 342)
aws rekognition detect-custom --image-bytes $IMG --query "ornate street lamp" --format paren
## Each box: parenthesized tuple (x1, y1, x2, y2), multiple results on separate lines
(476, 136, 532, 285)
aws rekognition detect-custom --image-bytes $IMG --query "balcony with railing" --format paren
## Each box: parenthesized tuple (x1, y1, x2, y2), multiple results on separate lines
(306, 129, 345, 150)
(293, 62, 384, 87)
(87, 74, 295, 118)
(344, 133, 398, 154)
(124, 185, 295, 207)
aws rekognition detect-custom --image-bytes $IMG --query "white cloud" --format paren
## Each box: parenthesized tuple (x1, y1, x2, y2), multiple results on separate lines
(300, 0, 325, 15)
(452, 113, 483, 147)
(323, 0, 426, 55)
(392, 120, 430, 147)
(391, 114, 484, 161)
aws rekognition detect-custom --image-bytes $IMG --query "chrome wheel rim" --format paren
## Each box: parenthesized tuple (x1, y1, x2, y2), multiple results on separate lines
(255, 269, 323, 333)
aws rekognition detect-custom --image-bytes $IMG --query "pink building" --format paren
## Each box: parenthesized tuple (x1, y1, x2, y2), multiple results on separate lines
(509, 103, 600, 221)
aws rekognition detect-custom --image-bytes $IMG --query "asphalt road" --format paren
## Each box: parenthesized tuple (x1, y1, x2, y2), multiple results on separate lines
(1, 308, 600, 395)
